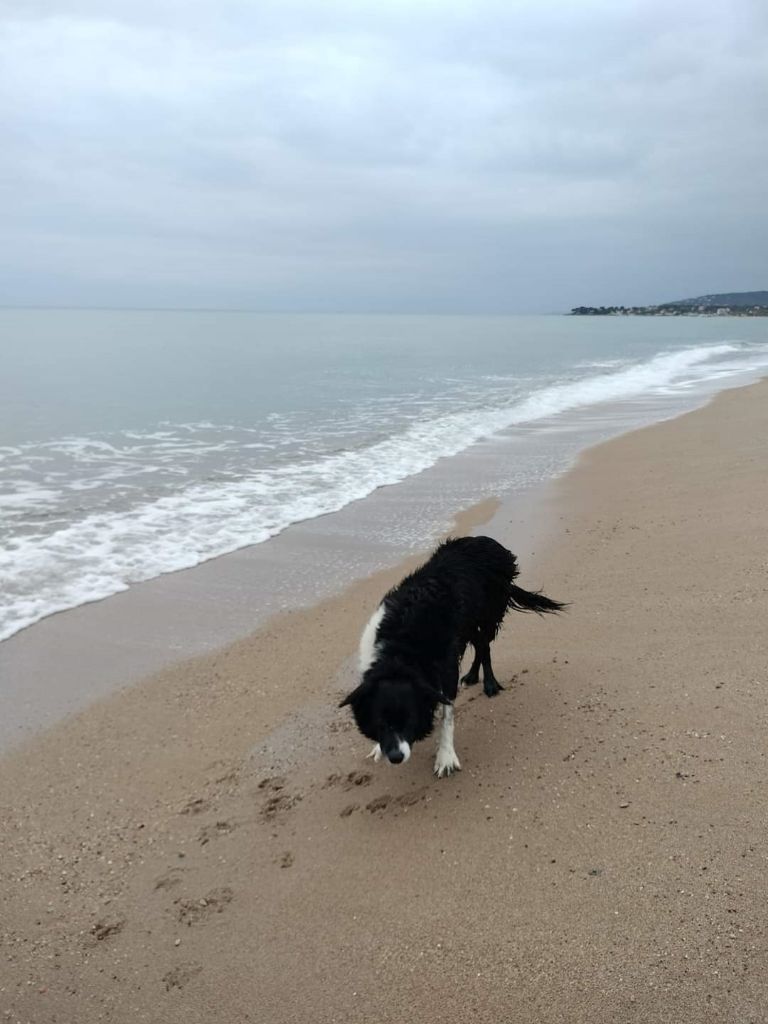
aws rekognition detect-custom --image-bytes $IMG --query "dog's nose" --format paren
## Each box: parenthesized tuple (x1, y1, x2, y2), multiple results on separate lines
(387, 749, 405, 765)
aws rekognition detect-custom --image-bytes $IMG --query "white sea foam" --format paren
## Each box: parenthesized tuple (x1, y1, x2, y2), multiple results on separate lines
(0, 485, 63, 509)
(2, 341, 767, 642)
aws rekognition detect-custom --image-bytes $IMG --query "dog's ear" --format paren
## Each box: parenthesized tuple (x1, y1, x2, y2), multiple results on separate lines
(339, 681, 368, 708)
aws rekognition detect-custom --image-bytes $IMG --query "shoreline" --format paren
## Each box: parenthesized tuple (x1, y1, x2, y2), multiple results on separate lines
(3, 366, 767, 752)
(1, 495, 503, 772)
(3, 378, 768, 1021)
(0, 492, 509, 753)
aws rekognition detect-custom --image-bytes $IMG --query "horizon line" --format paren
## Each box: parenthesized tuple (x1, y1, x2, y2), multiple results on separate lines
(0, 304, 568, 316)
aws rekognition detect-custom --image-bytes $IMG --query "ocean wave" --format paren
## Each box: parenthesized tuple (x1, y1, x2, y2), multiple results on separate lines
(1, 341, 766, 642)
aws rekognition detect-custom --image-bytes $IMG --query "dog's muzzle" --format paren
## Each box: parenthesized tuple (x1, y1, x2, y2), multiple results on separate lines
(384, 739, 411, 765)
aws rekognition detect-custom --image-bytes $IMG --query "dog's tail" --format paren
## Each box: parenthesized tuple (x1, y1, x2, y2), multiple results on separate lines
(507, 584, 566, 615)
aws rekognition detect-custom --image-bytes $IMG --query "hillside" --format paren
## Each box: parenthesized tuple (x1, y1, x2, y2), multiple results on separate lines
(570, 289, 768, 317)
(663, 290, 768, 308)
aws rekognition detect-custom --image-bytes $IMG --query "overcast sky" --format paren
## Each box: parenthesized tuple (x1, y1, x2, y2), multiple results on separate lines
(1, 0, 766, 311)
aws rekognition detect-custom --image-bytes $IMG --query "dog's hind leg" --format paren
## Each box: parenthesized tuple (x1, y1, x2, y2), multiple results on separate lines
(434, 704, 461, 777)
(479, 636, 504, 697)
(460, 640, 482, 686)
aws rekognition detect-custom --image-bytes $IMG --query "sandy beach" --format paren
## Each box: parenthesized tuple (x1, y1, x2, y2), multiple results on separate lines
(2, 379, 768, 1023)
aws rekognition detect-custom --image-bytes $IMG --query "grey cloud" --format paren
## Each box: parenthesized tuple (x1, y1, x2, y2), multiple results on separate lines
(1, 0, 766, 310)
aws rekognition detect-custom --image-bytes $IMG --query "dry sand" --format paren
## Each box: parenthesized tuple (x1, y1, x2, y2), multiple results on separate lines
(2, 380, 768, 1023)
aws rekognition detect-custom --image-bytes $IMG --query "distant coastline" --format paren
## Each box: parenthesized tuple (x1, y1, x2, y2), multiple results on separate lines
(570, 289, 768, 317)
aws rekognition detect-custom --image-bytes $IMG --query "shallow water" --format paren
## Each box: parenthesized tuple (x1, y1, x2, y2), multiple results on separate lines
(2, 310, 768, 641)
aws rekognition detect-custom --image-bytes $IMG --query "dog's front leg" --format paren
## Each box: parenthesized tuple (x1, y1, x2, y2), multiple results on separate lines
(434, 704, 461, 777)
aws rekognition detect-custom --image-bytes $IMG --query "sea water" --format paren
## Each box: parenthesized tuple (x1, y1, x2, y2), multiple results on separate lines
(2, 310, 768, 642)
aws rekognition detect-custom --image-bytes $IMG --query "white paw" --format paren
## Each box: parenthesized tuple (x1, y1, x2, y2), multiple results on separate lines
(366, 743, 382, 763)
(434, 748, 461, 778)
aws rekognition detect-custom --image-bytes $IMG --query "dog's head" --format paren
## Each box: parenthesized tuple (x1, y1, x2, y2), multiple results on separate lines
(339, 666, 449, 765)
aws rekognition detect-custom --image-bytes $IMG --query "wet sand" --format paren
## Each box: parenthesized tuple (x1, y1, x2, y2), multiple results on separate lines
(1, 372, 736, 753)
(2, 380, 768, 1022)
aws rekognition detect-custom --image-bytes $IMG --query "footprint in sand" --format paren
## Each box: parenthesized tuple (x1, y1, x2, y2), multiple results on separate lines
(261, 792, 303, 820)
(180, 797, 211, 816)
(89, 918, 126, 943)
(198, 820, 237, 845)
(325, 770, 373, 790)
(365, 789, 429, 814)
(258, 775, 286, 792)
(344, 770, 372, 789)
(277, 851, 294, 868)
(395, 790, 428, 808)
(328, 719, 354, 734)
(154, 868, 186, 892)
(365, 794, 391, 813)
(257, 777, 303, 820)
(175, 887, 234, 926)
(162, 962, 203, 991)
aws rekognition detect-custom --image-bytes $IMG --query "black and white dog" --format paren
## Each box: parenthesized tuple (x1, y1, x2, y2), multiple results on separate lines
(340, 536, 564, 777)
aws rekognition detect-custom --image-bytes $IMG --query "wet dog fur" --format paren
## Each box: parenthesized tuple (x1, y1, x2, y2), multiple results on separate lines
(339, 536, 564, 777)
